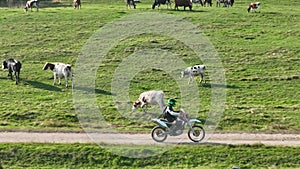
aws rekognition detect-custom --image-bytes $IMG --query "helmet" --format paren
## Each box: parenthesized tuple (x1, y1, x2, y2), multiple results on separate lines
(168, 99, 176, 106)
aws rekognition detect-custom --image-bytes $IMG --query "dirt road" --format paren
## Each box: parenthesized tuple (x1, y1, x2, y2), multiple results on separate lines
(0, 132, 299, 146)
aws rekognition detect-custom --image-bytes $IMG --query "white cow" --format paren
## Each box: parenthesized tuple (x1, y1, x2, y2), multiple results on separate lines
(43, 62, 73, 88)
(132, 90, 165, 111)
(181, 64, 206, 84)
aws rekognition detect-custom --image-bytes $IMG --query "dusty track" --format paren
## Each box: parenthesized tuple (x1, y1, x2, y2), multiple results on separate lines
(0, 132, 299, 146)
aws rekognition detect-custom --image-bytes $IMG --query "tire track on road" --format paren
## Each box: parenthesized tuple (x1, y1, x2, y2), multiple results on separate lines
(0, 132, 299, 146)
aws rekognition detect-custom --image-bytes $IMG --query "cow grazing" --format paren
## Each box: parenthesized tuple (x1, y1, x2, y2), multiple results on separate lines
(73, 0, 81, 9)
(132, 90, 166, 112)
(126, 0, 136, 9)
(248, 2, 260, 12)
(216, 0, 233, 7)
(192, 0, 203, 7)
(43, 62, 73, 88)
(24, 0, 39, 12)
(181, 64, 206, 84)
(2, 58, 22, 85)
(152, 0, 171, 9)
(203, 0, 212, 7)
(174, 0, 193, 11)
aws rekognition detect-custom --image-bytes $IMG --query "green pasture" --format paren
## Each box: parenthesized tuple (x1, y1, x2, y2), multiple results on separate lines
(0, 143, 299, 169)
(0, 0, 299, 133)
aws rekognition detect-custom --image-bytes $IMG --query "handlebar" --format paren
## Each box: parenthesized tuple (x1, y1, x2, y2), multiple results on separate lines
(179, 109, 189, 121)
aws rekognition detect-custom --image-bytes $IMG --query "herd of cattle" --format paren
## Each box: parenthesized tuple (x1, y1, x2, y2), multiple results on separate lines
(149, 0, 234, 10)
(1, 57, 205, 89)
(22, 0, 261, 13)
(128, 0, 261, 12)
(2, 60, 205, 112)
(1, 58, 205, 111)
(9, 0, 261, 111)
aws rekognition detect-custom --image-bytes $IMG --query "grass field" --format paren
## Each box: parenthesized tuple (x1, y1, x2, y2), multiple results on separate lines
(0, 0, 299, 168)
(1, 0, 299, 133)
(0, 143, 299, 169)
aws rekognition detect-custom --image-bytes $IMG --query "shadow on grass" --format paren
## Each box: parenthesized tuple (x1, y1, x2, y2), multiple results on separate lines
(74, 86, 114, 95)
(24, 80, 62, 92)
(263, 12, 281, 15)
(170, 9, 208, 13)
(0, 76, 9, 80)
(201, 83, 239, 89)
(1, 76, 25, 84)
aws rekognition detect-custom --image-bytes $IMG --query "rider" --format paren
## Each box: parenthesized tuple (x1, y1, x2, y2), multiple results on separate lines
(163, 99, 182, 130)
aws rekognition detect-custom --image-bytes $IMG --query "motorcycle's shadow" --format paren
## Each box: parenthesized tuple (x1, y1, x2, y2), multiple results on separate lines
(164, 141, 226, 146)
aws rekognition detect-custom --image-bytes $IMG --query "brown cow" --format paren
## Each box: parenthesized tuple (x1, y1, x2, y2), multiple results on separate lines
(248, 2, 260, 12)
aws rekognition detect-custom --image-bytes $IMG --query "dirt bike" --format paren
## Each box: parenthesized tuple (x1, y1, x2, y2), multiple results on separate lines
(151, 109, 205, 142)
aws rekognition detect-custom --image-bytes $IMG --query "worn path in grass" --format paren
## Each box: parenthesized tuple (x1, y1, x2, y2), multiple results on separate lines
(0, 132, 299, 146)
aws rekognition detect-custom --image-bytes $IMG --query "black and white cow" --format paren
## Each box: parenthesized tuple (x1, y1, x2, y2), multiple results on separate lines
(24, 0, 39, 12)
(126, 0, 136, 9)
(73, 0, 81, 9)
(43, 62, 73, 88)
(152, 0, 171, 9)
(192, 0, 203, 6)
(181, 64, 206, 84)
(2, 58, 22, 85)
(248, 2, 260, 13)
(203, 0, 212, 7)
(216, 0, 234, 7)
(192, 0, 213, 7)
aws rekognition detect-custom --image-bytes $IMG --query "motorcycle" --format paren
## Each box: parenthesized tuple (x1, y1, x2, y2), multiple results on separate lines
(151, 109, 205, 142)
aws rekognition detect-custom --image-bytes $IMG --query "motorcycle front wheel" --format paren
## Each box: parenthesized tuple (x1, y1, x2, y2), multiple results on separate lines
(151, 126, 167, 142)
(188, 125, 205, 142)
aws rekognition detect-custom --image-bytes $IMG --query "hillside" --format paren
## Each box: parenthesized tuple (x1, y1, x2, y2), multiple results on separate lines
(0, 0, 299, 133)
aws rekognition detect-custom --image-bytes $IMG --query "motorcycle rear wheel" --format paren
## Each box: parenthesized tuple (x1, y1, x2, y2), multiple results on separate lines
(188, 125, 205, 142)
(151, 126, 167, 142)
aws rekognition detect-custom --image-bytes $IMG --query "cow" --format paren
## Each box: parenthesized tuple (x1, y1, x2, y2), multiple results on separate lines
(192, 0, 203, 7)
(126, 0, 136, 9)
(203, 0, 212, 7)
(2, 58, 22, 85)
(43, 62, 73, 88)
(216, 0, 233, 7)
(248, 2, 260, 13)
(132, 90, 166, 112)
(181, 64, 206, 84)
(152, 0, 171, 9)
(24, 0, 39, 12)
(192, 0, 214, 7)
(174, 0, 193, 11)
(74, 0, 81, 9)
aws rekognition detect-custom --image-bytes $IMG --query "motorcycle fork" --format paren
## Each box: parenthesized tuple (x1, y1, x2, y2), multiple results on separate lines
(187, 122, 196, 135)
